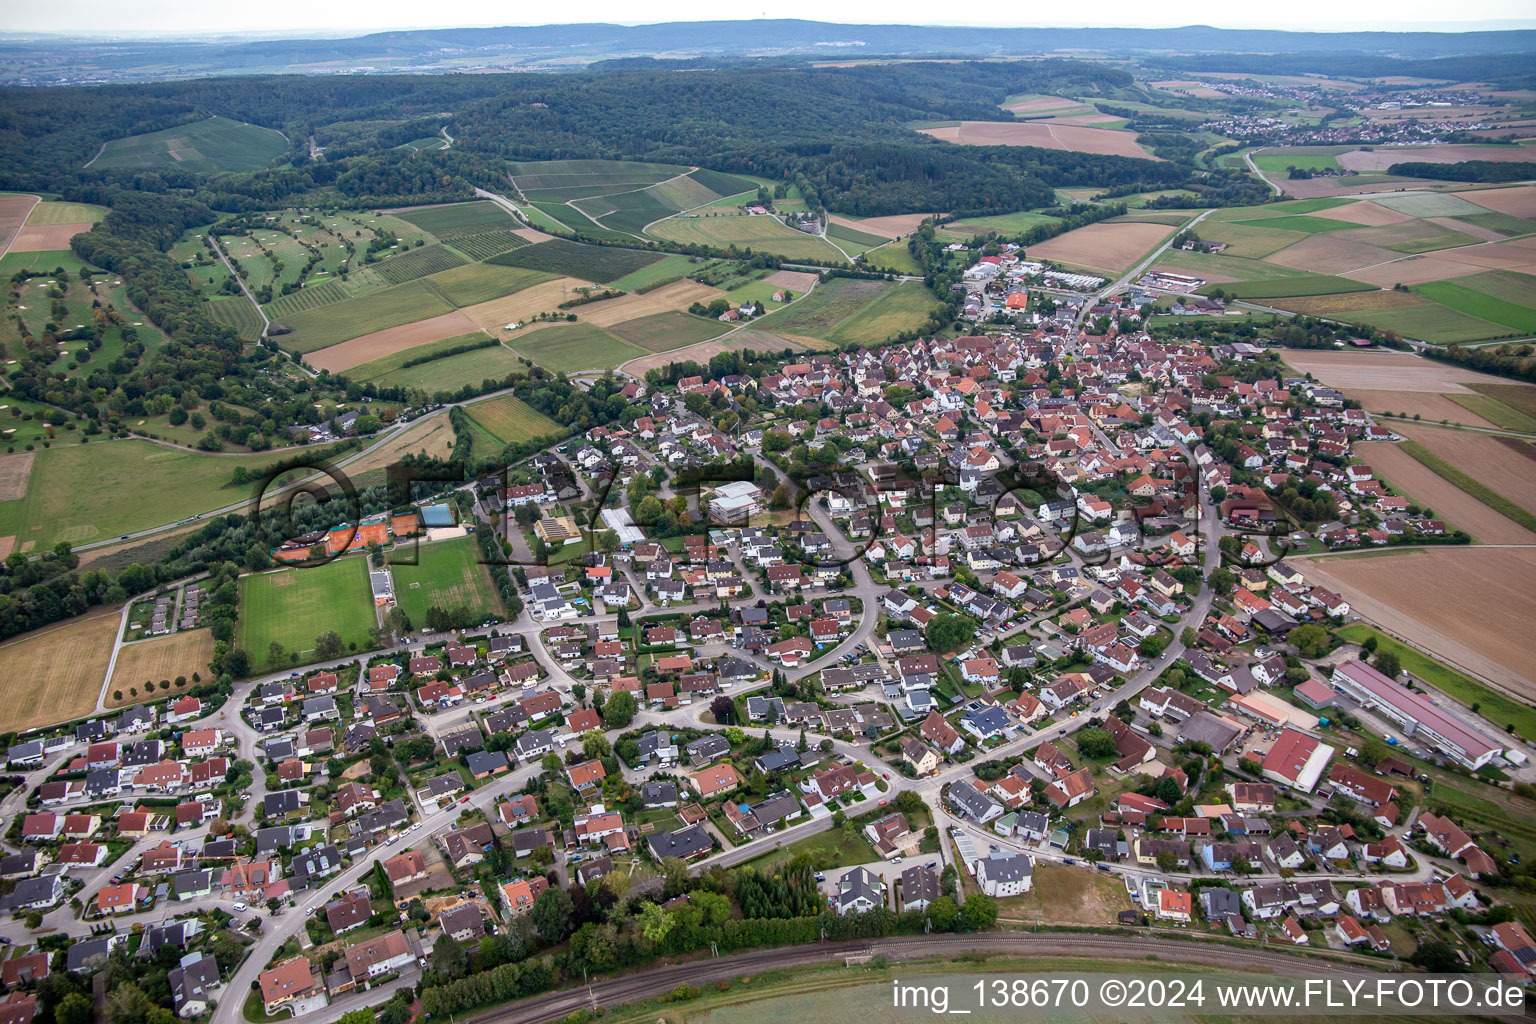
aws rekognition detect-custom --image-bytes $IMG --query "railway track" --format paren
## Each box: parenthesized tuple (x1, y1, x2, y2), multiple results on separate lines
(473, 931, 1398, 1024)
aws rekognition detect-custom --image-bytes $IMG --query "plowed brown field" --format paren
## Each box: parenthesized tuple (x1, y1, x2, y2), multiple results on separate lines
(917, 121, 1157, 160)
(1355, 440, 1536, 544)
(1028, 221, 1173, 273)
(306, 311, 482, 372)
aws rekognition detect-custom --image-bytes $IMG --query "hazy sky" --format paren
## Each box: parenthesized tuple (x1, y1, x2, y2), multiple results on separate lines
(7, 2, 1535, 36)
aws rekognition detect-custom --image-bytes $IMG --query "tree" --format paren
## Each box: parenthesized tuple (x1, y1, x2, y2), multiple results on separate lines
(1138, 634, 1167, 658)
(314, 630, 344, 659)
(1155, 850, 1178, 873)
(1180, 627, 1198, 648)
(431, 934, 468, 979)
(56, 993, 94, 1024)
(925, 895, 958, 930)
(957, 892, 997, 930)
(1076, 728, 1117, 759)
(268, 640, 285, 665)
(530, 886, 574, 942)
(1155, 775, 1183, 806)
(1289, 623, 1329, 659)
(639, 901, 675, 942)
(602, 690, 638, 728)
(895, 789, 925, 816)
(710, 694, 736, 725)
(635, 495, 664, 525)
(581, 730, 611, 760)
(924, 612, 976, 654)
(1374, 649, 1401, 679)
(1409, 939, 1460, 972)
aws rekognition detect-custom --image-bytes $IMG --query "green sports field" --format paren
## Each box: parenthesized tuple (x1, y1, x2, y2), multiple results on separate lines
(388, 534, 503, 626)
(464, 394, 563, 445)
(90, 116, 288, 175)
(237, 558, 377, 672)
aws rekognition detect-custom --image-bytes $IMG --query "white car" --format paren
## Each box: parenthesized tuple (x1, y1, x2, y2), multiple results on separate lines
(232, 901, 247, 912)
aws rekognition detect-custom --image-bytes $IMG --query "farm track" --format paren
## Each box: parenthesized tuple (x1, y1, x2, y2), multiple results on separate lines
(481, 932, 1399, 1024)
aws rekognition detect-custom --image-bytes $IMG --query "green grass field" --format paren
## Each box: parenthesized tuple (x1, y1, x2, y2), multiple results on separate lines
(1414, 279, 1536, 334)
(507, 322, 646, 374)
(1468, 382, 1536, 423)
(825, 222, 888, 252)
(0, 440, 281, 550)
(1208, 196, 1352, 222)
(1446, 393, 1536, 433)
(488, 239, 663, 284)
(1310, 301, 1509, 344)
(606, 311, 730, 352)
(25, 201, 107, 225)
(1335, 623, 1535, 743)
(686, 167, 758, 197)
(860, 243, 921, 275)
(647, 214, 846, 262)
(346, 332, 494, 381)
(388, 535, 502, 626)
(464, 394, 563, 445)
(1229, 214, 1354, 236)
(237, 558, 377, 673)
(759, 278, 937, 346)
(0, 250, 95, 278)
(1156, 248, 1312, 283)
(368, 343, 527, 394)
(510, 158, 689, 191)
(607, 253, 703, 292)
(276, 280, 454, 353)
(393, 201, 517, 238)
(423, 263, 553, 308)
(575, 188, 676, 236)
(1216, 274, 1377, 299)
(1252, 149, 1345, 173)
(942, 210, 1061, 237)
(91, 116, 288, 175)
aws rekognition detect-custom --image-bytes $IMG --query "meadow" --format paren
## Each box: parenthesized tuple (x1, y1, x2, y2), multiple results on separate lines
(237, 558, 377, 672)
(276, 279, 454, 353)
(368, 344, 528, 394)
(0, 439, 282, 551)
(0, 609, 121, 732)
(606, 311, 730, 352)
(389, 534, 503, 625)
(464, 394, 563, 445)
(510, 159, 690, 191)
(422, 263, 553, 308)
(487, 239, 663, 283)
(108, 629, 217, 703)
(90, 116, 288, 174)
(1414, 279, 1536, 334)
(506, 323, 647, 374)
(758, 278, 936, 346)
(647, 214, 845, 262)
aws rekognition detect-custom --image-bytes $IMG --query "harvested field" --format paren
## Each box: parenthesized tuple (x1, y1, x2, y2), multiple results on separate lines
(107, 629, 216, 705)
(1343, 256, 1485, 287)
(10, 223, 94, 252)
(1423, 240, 1536, 274)
(0, 451, 35, 502)
(1464, 185, 1536, 220)
(1001, 95, 1083, 114)
(1300, 548, 1536, 698)
(1395, 422, 1536, 516)
(1264, 234, 1402, 274)
(764, 269, 821, 291)
(621, 334, 804, 377)
(344, 413, 456, 478)
(917, 121, 1158, 160)
(306, 311, 482, 373)
(1356, 439, 1536, 543)
(1357, 392, 1498, 429)
(1281, 349, 1523, 392)
(24, 201, 106, 225)
(1339, 145, 1536, 172)
(1041, 113, 1126, 126)
(1428, 216, 1507, 242)
(1266, 290, 1425, 317)
(460, 278, 594, 332)
(0, 609, 120, 732)
(0, 195, 37, 254)
(1029, 221, 1174, 273)
(825, 213, 934, 239)
(1310, 201, 1415, 227)
(574, 279, 724, 327)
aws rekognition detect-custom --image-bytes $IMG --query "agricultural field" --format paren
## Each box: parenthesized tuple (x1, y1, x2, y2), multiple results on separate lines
(608, 253, 707, 292)
(916, 120, 1158, 159)
(423, 263, 553, 308)
(205, 296, 265, 342)
(940, 210, 1062, 238)
(1353, 437, 1536, 544)
(393, 201, 517, 238)
(237, 558, 377, 673)
(464, 394, 563, 445)
(1030, 220, 1175, 274)
(305, 311, 483, 373)
(389, 535, 502, 626)
(107, 629, 216, 704)
(859, 243, 921, 275)
(647, 213, 845, 262)
(459, 278, 595, 334)
(276, 279, 455, 353)
(445, 231, 530, 262)
(9, 198, 103, 251)
(606, 311, 730, 352)
(368, 344, 526, 394)
(489, 239, 663, 283)
(511, 159, 759, 238)
(0, 609, 121, 732)
(89, 116, 288, 174)
(1394, 421, 1536, 518)
(1266, 291, 1507, 344)
(506, 323, 647, 375)
(758, 278, 937, 347)
(0, 440, 282, 552)
(369, 243, 468, 285)
(1250, 146, 1350, 173)
(1301, 548, 1536, 701)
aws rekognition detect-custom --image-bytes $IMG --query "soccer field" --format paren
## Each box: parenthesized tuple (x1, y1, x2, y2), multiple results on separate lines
(237, 558, 377, 672)
(389, 535, 502, 626)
